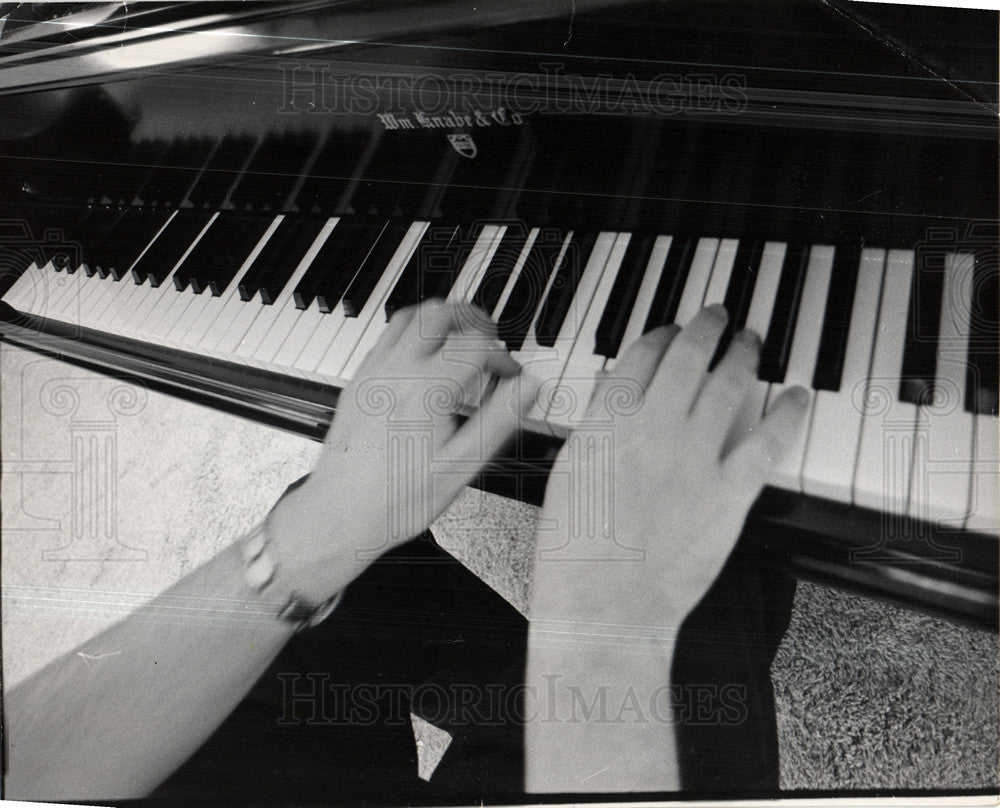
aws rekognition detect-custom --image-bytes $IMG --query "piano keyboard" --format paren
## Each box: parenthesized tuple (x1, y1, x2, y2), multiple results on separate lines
(4, 203, 998, 535)
(1, 99, 996, 627)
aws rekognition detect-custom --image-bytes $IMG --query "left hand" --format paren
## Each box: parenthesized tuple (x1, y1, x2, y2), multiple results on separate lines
(267, 299, 539, 601)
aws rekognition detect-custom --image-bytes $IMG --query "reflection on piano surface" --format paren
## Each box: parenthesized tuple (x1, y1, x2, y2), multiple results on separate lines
(0, 0, 997, 626)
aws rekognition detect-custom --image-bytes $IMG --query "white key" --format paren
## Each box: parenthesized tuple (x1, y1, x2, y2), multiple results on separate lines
(48, 266, 103, 327)
(447, 225, 504, 305)
(162, 288, 216, 348)
(702, 238, 739, 307)
(273, 300, 343, 377)
(3, 261, 48, 314)
(767, 244, 835, 491)
(744, 242, 786, 341)
(121, 213, 216, 341)
(235, 218, 338, 365)
(546, 233, 632, 434)
(89, 270, 149, 333)
(182, 215, 283, 352)
(853, 249, 919, 513)
(606, 234, 672, 369)
(246, 218, 346, 368)
(673, 237, 719, 326)
(99, 209, 180, 335)
(803, 248, 886, 502)
(290, 304, 349, 379)
(516, 232, 617, 433)
(967, 413, 999, 534)
(133, 212, 220, 344)
(488, 228, 539, 319)
(32, 263, 82, 322)
(909, 252, 976, 525)
(329, 222, 429, 381)
(77, 263, 130, 325)
(142, 277, 200, 347)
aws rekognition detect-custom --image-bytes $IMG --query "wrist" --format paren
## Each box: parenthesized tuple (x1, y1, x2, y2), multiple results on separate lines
(262, 477, 370, 604)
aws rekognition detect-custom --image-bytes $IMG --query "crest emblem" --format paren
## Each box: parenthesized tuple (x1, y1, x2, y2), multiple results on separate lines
(447, 133, 478, 159)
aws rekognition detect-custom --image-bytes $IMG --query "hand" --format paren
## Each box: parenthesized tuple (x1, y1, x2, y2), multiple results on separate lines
(267, 299, 539, 601)
(530, 305, 810, 629)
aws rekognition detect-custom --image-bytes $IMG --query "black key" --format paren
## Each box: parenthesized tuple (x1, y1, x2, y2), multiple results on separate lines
(899, 246, 946, 405)
(172, 211, 266, 294)
(294, 217, 361, 309)
(88, 207, 141, 279)
(812, 241, 862, 392)
(130, 210, 213, 287)
(759, 242, 810, 383)
(52, 208, 97, 272)
(173, 213, 225, 292)
(643, 235, 697, 332)
(342, 219, 411, 317)
(594, 233, 657, 358)
(88, 208, 170, 281)
(967, 247, 999, 415)
(206, 214, 274, 296)
(711, 239, 762, 366)
(534, 231, 597, 348)
(314, 219, 388, 312)
(497, 231, 567, 351)
(174, 212, 272, 295)
(471, 224, 530, 315)
(239, 216, 328, 304)
(230, 131, 317, 212)
(72, 207, 122, 274)
(423, 222, 488, 303)
(186, 134, 255, 209)
(383, 225, 459, 319)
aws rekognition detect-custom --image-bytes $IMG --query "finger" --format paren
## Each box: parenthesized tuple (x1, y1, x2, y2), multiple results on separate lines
(722, 385, 810, 497)
(445, 372, 540, 471)
(416, 299, 497, 355)
(439, 329, 521, 379)
(609, 325, 680, 392)
(691, 330, 760, 440)
(647, 305, 729, 414)
(380, 305, 418, 350)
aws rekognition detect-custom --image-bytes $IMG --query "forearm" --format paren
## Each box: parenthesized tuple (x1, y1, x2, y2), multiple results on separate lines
(525, 621, 681, 793)
(4, 535, 296, 801)
(4, 476, 369, 803)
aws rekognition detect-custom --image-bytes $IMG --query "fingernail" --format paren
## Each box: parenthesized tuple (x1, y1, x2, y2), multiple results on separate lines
(735, 329, 761, 348)
(706, 303, 728, 321)
(790, 386, 811, 405)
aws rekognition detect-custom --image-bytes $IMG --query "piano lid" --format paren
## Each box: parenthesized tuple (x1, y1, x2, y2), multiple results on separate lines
(0, 1, 996, 134)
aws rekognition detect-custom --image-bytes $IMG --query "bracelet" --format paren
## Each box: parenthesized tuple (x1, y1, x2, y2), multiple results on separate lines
(242, 522, 343, 632)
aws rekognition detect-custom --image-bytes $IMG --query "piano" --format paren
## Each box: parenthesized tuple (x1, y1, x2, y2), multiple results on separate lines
(0, 1, 996, 627)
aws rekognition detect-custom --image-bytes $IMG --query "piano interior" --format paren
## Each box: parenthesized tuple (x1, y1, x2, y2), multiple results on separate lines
(0, 1, 997, 630)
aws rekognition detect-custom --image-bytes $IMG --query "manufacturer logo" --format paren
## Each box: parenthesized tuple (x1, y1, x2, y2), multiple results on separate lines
(447, 133, 478, 159)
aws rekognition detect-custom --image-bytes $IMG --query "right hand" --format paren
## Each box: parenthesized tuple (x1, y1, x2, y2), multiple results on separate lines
(530, 305, 810, 629)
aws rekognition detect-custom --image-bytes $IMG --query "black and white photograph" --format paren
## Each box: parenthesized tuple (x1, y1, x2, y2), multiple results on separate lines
(0, 1, 997, 805)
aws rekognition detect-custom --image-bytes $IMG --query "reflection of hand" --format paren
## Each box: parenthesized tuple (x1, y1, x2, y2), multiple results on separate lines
(531, 304, 810, 627)
(268, 299, 538, 601)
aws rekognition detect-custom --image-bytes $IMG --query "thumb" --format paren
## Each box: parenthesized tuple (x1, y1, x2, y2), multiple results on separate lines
(444, 372, 541, 478)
